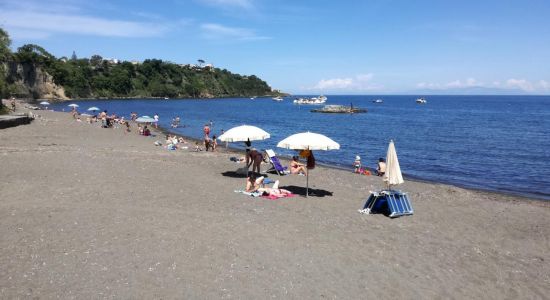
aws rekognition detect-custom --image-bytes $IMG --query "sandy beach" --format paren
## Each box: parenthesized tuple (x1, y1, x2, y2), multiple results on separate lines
(1, 108, 549, 299)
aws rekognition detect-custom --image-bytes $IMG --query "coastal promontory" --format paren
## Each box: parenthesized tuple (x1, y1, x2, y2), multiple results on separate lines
(0, 28, 279, 101)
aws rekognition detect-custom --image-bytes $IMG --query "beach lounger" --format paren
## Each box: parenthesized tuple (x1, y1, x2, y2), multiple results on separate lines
(265, 149, 290, 175)
(360, 190, 413, 218)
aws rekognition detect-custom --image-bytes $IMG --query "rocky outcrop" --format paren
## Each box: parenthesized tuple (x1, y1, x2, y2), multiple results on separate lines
(4, 62, 68, 101)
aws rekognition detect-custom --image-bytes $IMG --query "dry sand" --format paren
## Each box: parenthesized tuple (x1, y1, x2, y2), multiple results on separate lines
(1, 109, 549, 299)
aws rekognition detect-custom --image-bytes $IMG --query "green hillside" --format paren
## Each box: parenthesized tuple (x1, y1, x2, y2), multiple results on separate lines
(0, 28, 279, 100)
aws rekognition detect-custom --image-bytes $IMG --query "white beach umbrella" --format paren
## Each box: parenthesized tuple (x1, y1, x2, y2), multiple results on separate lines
(68, 104, 79, 108)
(277, 131, 340, 151)
(39, 101, 50, 105)
(383, 140, 404, 188)
(277, 131, 340, 197)
(135, 116, 157, 123)
(218, 125, 270, 142)
(87, 106, 100, 112)
(219, 125, 270, 176)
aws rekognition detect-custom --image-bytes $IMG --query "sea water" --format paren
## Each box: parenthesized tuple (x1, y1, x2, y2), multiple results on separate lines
(52, 95, 550, 200)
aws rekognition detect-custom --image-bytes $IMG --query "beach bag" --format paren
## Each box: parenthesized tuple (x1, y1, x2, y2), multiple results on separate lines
(307, 152, 315, 169)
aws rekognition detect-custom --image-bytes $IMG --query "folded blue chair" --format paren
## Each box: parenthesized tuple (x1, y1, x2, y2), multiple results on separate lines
(265, 149, 290, 176)
(360, 190, 413, 218)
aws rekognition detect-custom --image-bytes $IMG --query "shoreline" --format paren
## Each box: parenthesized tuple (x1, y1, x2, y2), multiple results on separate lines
(159, 124, 550, 203)
(14, 97, 550, 202)
(1, 108, 549, 298)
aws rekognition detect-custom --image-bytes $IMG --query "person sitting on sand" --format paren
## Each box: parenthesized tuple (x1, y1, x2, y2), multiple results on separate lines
(290, 156, 307, 175)
(377, 158, 386, 176)
(143, 126, 151, 136)
(353, 155, 361, 173)
(245, 175, 263, 192)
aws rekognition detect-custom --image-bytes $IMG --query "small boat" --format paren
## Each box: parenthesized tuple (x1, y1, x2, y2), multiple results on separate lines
(373, 99, 383, 103)
(416, 97, 427, 104)
(311, 105, 367, 114)
(250, 96, 257, 100)
(293, 96, 327, 105)
(312, 95, 327, 102)
(272, 96, 284, 101)
(164, 97, 169, 100)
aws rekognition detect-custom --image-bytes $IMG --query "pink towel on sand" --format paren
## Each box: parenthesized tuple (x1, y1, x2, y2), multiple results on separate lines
(261, 193, 296, 200)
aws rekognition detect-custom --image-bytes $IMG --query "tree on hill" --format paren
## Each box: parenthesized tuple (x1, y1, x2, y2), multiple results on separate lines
(0, 28, 12, 98)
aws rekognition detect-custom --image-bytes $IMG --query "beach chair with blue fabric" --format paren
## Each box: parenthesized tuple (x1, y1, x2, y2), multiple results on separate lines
(359, 140, 414, 218)
(265, 149, 290, 176)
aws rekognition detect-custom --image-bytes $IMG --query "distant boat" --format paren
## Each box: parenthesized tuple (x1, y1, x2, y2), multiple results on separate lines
(164, 97, 169, 100)
(373, 99, 383, 103)
(293, 95, 327, 105)
(416, 97, 427, 104)
(250, 96, 257, 100)
(272, 96, 284, 101)
(311, 104, 367, 114)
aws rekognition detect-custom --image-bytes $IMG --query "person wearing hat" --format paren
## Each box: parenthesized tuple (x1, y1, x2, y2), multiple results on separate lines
(376, 157, 386, 176)
(353, 155, 362, 173)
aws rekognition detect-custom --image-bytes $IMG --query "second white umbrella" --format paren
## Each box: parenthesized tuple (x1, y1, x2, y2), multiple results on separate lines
(218, 125, 270, 142)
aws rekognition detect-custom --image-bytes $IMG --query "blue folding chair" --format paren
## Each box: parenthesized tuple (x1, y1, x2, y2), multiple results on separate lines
(265, 149, 290, 176)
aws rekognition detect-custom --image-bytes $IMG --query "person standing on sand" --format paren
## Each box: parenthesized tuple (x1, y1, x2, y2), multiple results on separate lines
(247, 148, 263, 175)
(10, 99, 16, 112)
(154, 114, 159, 128)
(211, 135, 218, 152)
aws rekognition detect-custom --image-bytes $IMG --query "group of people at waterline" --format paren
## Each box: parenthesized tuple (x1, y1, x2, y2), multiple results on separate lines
(67, 107, 387, 180)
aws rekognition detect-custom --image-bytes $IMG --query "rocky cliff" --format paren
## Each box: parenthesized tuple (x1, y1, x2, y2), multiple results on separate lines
(4, 62, 68, 100)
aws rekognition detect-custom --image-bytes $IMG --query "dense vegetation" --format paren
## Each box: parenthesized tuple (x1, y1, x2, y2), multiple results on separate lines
(0, 28, 276, 100)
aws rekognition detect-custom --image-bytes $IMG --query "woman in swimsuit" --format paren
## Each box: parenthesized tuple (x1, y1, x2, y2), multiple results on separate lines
(290, 156, 307, 175)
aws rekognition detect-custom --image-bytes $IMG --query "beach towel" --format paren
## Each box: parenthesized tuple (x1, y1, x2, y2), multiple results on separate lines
(234, 190, 261, 197)
(261, 193, 296, 200)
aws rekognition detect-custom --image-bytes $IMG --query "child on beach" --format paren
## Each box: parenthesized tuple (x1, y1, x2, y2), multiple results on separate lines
(211, 135, 218, 152)
(353, 155, 361, 173)
(194, 141, 202, 152)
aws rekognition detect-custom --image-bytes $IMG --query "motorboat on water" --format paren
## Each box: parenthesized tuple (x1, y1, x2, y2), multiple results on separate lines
(416, 97, 427, 104)
(293, 95, 327, 105)
(312, 95, 327, 102)
(373, 99, 383, 103)
(272, 96, 284, 101)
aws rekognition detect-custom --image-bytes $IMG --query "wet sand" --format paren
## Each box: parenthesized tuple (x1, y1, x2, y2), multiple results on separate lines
(1, 109, 549, 299)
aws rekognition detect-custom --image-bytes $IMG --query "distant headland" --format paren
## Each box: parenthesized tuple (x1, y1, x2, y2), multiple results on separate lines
(0, 28, 286, 102)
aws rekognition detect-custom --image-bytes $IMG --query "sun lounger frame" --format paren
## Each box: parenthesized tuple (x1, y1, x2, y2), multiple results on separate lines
(265, 149, 290, 176)
(363, 190, 413, 218)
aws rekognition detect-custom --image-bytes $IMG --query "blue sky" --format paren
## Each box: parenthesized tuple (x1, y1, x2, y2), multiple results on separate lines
(1, 0, 549, 94)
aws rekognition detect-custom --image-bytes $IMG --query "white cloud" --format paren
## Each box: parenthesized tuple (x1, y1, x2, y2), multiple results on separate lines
(444, 78, 483, 88)
(505, 79, 534, 92)
(0, 11, 171, 38)
(200, 23, 269, 41)
(311, 73, 382, 91)
(416, 77, 550, 93)
(539, 80, 550, 90)
(314, 78, 354, 89)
